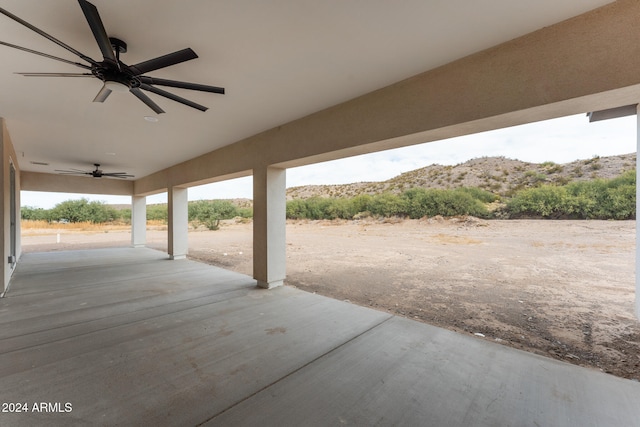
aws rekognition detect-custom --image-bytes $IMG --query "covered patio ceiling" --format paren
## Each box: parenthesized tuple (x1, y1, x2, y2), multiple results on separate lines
(0, 0, 615, 181)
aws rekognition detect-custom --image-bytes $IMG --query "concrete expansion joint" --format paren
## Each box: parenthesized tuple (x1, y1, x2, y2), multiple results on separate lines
(200, 314, 393, 425)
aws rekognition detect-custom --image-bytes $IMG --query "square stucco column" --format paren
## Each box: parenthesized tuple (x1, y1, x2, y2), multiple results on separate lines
(131, 195, 146, 248)
(253, 166, 286, 289)
(168, 187, 188, 260)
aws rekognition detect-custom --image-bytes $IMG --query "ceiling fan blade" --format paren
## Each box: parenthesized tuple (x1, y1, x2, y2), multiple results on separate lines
(130, 87, 165, 114)
(17, 72, 93, 77)
(56, 172, 91, 175)
(128, 48, 198, 75)
(77, 0, 117, 63)
(0, 6, 99, 66)
(140, 83, 208, 112)
(103, 173, 134, 178)
(0, 41, 93, 70)
(139, 76, 225, 94)
(93, 84, 112, 102)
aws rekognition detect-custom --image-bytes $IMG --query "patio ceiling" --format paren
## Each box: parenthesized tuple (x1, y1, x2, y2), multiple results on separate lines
(0, 0, 614, 180)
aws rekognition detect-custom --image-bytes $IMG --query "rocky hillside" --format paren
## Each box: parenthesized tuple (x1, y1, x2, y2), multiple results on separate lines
(286, 153, 636, 200)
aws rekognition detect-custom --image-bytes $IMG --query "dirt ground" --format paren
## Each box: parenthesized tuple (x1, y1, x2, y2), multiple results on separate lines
(21, 218, 640, 380)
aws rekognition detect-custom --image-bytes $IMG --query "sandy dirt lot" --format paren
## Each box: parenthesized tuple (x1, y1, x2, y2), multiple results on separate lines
(21, 218, 639, 380)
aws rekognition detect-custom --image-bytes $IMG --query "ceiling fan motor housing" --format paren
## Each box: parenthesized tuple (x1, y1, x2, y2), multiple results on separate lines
(92, 38, 140, 89)
(94, 67, 140, 89)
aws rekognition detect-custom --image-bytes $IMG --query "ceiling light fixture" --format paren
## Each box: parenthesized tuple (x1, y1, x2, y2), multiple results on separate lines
(144, 116, 159, 122)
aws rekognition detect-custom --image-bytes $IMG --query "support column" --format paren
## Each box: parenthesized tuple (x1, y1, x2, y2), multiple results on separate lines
(636, 105, 640, 318)
(131, 195, 147, 248)
(253, 166, 286, 289)
(168, 187, 188, 260)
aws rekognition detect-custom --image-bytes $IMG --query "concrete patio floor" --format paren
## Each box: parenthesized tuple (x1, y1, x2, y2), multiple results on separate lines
(0, 248, 639, 426)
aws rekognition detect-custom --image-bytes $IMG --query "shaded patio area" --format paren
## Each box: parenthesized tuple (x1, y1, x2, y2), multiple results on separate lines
(1, 248, 639, 426)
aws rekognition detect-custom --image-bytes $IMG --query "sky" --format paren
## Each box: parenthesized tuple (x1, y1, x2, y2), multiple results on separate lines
(21, 113, 637, 209)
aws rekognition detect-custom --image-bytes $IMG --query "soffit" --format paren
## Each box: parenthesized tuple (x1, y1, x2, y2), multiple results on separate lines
(0, 0, 614, 179)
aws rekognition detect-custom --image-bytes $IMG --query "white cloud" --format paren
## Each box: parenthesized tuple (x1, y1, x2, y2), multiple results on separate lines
(21, 114, 636, 208)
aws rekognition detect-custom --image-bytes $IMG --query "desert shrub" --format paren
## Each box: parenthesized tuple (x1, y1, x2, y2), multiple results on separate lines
(506, 186, 573, 218)
(402, 188, 490, 218)
(116, 208, 132, 224)
(565, 170, 635, 219)
(236, 207, 253, 218)
(286, 199, 310, 219)
(541, 161, 564, 174)
(457, 187, 499, 203)
(524, 170, 547, 184)
(147, 204, 168, 222)
(49, 198, 118, 223)
(506, 170, 635, 219)
(189, 200, 242, 229)
(286, 187, 494, 220)
(21, 206, 50, 221)
(324, 197, 358, 220)
(350, 194, 374, 217)
(367, 193, 408, 217)
(285, 197, 334, 220)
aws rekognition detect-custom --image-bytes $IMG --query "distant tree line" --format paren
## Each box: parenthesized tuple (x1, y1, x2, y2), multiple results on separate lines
(21, 171, 636, 225)
(286, 187, 497, 220)
(21, 199, 125, 223)
(21, 198, 253, 228)
(286, 171, 636, 220)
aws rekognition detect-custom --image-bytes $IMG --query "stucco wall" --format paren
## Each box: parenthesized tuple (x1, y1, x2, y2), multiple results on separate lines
(0, 118, 20, 294)
(21, 171, 133, 195)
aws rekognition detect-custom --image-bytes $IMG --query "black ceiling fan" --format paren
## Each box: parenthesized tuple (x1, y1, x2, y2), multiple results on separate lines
(55, 164, 134, 179)
(0, 0, 225, 113)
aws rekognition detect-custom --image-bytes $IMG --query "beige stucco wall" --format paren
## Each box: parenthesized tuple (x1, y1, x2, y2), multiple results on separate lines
(1, 118, 20, 294)
(21, 171, 133, 195)
(135, 0, 640, 195)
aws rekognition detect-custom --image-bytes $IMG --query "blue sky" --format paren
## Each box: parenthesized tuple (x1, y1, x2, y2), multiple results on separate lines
(22, 113, 637, 209)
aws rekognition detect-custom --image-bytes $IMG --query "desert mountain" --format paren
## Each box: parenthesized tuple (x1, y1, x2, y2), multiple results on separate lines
(286, 153, 636, 200)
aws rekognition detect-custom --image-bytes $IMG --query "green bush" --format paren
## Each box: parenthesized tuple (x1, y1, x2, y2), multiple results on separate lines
(49, 198, 118, 223)
(286, 199, 310, 219)
(21, 206, 50, 221)
(368, 193, 408, 217)
(147, 204, 168, 222)
(506, 170, 635, 219)
(401, 188, 490, 219)
(454, 187, 498, 204)
(506, 185, 572, 218)
(285, 187, 493, 220)
(117, 208, 132, 224)
(189, 200, 243, 230)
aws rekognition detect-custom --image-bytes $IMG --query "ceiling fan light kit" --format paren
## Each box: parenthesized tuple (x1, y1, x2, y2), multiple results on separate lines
(0, 0, 225, 114)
